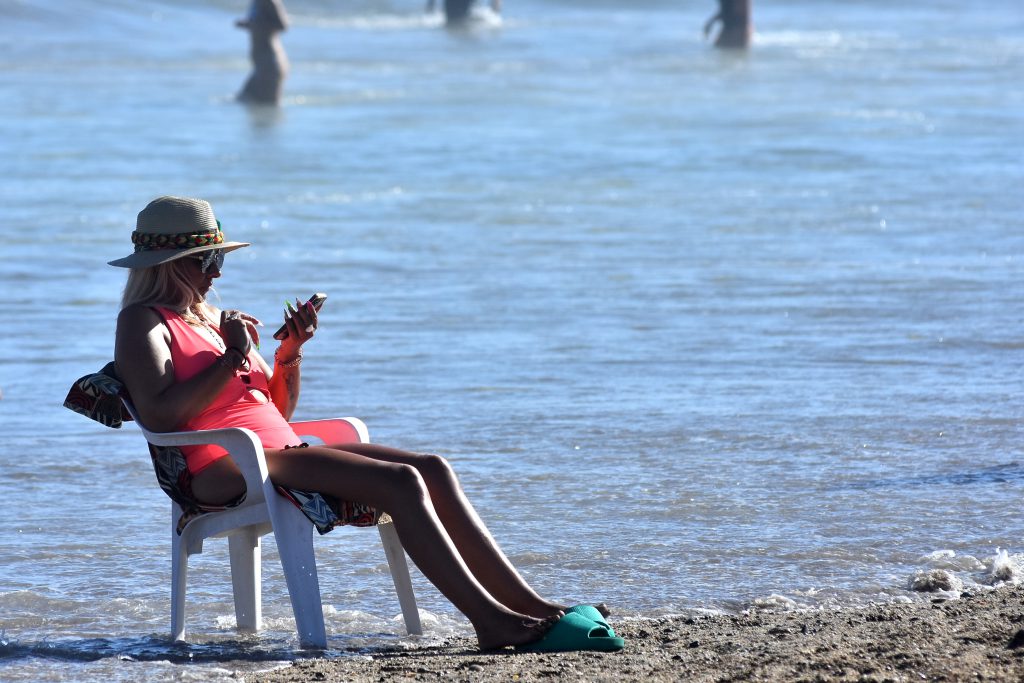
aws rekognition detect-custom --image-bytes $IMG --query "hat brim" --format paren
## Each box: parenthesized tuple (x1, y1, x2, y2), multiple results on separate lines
(107, 241, 250, 269)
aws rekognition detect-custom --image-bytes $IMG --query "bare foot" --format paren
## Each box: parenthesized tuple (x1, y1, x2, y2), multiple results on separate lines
(532, 600, 568, 620)
(476, 613, 560, 651)
(508, 598, 610, 621)
(500, 596, 565, 620)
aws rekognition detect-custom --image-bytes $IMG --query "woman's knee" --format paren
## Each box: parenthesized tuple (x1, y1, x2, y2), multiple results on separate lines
(378, 461, 435, 516)
(390, 461, 429, 495)
(414, 452, 459, 487)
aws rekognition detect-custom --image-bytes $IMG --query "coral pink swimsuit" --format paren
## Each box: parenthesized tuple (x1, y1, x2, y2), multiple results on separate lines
(155, 307, 302, 474)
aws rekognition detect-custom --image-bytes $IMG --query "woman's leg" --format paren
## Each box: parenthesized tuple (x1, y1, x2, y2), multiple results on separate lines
(260, 445, 552, 649)
(333, 443, 566, 619)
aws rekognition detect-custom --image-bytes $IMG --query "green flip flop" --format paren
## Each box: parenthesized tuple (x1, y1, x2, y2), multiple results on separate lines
(517, 612, 625, 653)
(565, 604, 615, 636)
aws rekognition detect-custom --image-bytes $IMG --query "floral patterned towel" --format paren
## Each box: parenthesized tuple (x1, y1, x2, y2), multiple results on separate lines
(63, 361, 133, 428)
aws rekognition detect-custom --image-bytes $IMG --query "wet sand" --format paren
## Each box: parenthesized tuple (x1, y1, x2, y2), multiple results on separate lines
(252, 584, 1024, 682)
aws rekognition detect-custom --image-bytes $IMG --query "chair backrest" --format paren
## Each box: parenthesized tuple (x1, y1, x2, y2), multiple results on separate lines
(120, 397, 143, 425)
(290, 418, 368, 445)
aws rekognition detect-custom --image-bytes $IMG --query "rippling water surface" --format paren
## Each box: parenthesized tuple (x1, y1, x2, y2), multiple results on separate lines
(1, 0, 1023, 679)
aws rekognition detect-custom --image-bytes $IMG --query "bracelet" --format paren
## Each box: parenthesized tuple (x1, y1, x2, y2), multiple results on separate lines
(221, 347, 250, 372)
(275, 348, 303, 368)
(228, 346, 252, 368)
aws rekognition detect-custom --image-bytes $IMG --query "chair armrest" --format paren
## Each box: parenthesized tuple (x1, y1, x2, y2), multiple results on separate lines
(122, 399, 370, 505)
(289, 417, 369, 445)
(136, 423, 271, 506)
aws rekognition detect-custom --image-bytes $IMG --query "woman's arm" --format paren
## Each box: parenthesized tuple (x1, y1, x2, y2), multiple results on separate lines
(114, 304, 247, 432)
(267, 347, 301, 421)
(266, 299, 318, 421)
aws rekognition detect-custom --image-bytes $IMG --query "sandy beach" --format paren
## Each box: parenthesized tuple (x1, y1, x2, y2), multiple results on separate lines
(5, 3, 1022, 681)
(252, 584, 1024, 682)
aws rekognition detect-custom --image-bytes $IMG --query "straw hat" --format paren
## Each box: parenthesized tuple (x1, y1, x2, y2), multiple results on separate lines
(107, 196, 250, 269)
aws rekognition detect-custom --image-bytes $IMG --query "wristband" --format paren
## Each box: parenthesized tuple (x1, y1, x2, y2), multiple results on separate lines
(274, 348, 303, 368)
(221, 346, 250, 372)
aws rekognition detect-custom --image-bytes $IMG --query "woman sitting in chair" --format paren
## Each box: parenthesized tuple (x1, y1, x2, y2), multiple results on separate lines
(110, 196, 620, 652)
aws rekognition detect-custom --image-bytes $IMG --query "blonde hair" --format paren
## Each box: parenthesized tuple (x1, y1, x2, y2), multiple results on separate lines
(120, 259, 208, 313)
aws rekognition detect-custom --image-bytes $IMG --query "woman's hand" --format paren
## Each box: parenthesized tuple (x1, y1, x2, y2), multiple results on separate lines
(220, 309, 261, 353)
(278, 298, 317, 358)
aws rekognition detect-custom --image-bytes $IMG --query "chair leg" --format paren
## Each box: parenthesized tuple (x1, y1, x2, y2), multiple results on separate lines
(267, 498, 327, 649)
(228, 527, 262, 632)
(377, 521, 422, 635)
(170, 510, 188, 642)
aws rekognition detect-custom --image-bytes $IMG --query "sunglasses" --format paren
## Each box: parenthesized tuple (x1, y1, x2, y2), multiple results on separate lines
(190, 249, 225, 274)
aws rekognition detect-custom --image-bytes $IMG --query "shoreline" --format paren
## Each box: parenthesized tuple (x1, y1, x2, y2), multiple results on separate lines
(251, 584, 1024, 682)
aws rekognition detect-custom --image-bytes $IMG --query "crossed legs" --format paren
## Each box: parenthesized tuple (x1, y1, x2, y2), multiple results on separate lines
(341, 443, 566, 617)
(259, 443, 563, 649)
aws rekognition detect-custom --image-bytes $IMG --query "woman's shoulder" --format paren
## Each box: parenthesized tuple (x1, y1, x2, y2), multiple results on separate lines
(115, 304, 172, 352)
(116, 304, 179, 335)
(118, 303, 163, 323)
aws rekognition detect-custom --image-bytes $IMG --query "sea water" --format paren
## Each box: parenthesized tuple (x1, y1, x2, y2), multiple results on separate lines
(1, 0, 1022, 680)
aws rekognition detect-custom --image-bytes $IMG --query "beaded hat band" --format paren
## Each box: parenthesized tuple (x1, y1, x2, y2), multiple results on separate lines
(131, 224, 225, 250)
(108, 196, 249, 269)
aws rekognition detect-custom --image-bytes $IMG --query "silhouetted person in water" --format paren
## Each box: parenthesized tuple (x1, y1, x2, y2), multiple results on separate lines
(704, 0, 752, 49)
(426, 0, 501, 27)
(236, 0, 289, 105)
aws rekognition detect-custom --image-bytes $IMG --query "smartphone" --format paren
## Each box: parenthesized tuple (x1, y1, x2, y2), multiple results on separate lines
(273, 292, 328, 340)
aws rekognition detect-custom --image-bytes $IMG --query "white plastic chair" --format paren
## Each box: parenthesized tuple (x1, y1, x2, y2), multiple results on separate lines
(122, 400, 422, 648)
